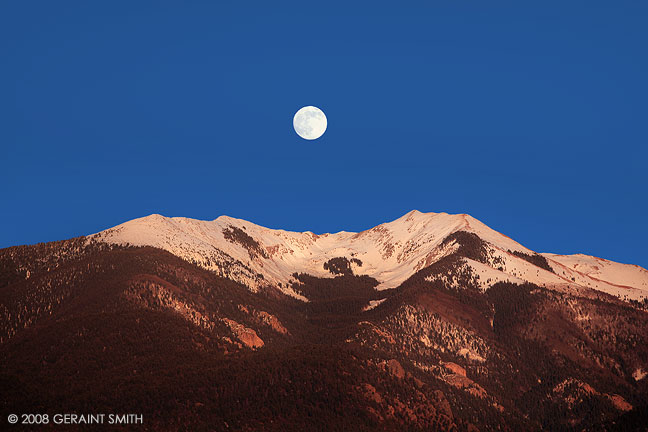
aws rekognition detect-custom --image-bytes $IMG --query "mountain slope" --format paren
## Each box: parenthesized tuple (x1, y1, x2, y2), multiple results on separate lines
(92, 210, 648, 303)
(2, 211, 648, 431)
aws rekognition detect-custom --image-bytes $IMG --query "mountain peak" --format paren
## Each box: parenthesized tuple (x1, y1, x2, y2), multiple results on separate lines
(404, 209, 423, 217)
(91, 211, 648, 303)
(7, 210, 648, 431)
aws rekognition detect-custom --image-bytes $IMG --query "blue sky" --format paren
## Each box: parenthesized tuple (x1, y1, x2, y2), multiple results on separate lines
(1, 1, 647, 267)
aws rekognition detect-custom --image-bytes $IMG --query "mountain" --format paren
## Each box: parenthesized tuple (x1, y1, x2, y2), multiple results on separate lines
(1, 211, 647, 431)
(92, 210, 648, 302)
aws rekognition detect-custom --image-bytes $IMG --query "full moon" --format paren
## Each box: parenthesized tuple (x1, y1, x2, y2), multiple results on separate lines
(293, 106, 327, 140)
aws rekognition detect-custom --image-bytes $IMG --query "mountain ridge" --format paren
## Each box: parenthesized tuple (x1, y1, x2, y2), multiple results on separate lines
(2, 211, 648, 430)
(91, 210, 648, 304)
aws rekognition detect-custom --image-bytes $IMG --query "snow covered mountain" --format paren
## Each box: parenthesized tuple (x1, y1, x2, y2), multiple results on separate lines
(5, 210, 648, 430)
(91, 210, 648, 303)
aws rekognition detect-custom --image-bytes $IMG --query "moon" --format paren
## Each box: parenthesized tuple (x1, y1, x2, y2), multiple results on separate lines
(293, 106, 327, 140)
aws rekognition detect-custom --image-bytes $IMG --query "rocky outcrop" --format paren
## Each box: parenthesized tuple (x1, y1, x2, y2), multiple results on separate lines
(125, 276, 215, 331)
(222, 318, 264, 349)
(552, 378, 632, 412)
(386, 359, 405, 379)
(255, 310, 289, 335)
(442, 362, 466, 377)
(606, 394, 633, 412)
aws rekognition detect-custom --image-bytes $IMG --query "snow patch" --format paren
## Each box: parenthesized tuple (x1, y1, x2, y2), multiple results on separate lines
(633, 368, 647, 381)
(363, 298, 387, 311)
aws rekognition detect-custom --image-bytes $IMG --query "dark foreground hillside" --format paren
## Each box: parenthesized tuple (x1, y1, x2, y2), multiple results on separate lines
(1, 238, 647, 431)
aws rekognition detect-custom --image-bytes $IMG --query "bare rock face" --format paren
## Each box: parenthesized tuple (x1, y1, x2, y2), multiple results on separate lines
(606, 394, 633, 412)
(237, 304, 290, 335)
(432, 390, 453, 419)
(442, 362, 466, 377)
(255, 310, 289, 335)
(632, 368, 647, 381)
(124, 276, 216, 331)
(444, 373, 488, 399)
(360, 383, 383, 404)
(387, 359, 405, 379)
(222, 318, 264, 349)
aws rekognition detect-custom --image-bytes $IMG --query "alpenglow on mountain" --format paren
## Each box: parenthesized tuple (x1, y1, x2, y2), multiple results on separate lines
(2, 210, 647, 431)
(93, 210, 648, 303)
